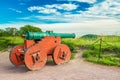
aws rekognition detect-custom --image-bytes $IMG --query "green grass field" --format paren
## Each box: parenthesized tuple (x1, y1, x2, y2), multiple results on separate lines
(62, 35, 120, 67)
(0, 35, 120, 66)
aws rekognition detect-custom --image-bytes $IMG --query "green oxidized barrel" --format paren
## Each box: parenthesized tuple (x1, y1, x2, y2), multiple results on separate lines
(26, 31, 75, 40)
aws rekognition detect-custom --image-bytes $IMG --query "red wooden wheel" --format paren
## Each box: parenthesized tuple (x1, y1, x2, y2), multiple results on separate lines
(53, 44, 71, 65)
(24, 46, 47, 70)
(9, 45, 24, 66)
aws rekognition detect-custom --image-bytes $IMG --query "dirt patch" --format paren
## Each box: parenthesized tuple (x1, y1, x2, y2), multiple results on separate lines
(0, 49, 120, 80)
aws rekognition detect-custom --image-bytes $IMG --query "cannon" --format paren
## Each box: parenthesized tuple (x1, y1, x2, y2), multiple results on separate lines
(9, 31, 75, 70)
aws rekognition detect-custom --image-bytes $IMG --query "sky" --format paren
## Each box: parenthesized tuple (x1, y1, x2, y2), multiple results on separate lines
(0, 0, 120, 36)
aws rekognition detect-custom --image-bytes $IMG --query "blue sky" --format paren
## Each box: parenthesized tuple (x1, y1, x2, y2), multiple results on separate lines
(0, 0, 94, 24)
(0, 0, 120, 36)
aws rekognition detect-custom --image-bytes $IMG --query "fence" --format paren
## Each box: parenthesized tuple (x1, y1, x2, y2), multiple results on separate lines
(87, 35, 120, 62)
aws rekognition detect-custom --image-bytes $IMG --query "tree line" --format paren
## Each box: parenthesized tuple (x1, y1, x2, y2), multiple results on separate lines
(0, 25, 42, 36)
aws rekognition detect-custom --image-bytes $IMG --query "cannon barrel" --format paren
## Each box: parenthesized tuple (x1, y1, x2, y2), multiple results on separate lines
(26, 31, 75, 40)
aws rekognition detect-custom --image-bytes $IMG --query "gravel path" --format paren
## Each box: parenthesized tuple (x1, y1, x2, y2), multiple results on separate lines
(0, 49, 120, 80)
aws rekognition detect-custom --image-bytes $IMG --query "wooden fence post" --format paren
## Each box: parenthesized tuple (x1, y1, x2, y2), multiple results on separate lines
(98, 36, 102, 61)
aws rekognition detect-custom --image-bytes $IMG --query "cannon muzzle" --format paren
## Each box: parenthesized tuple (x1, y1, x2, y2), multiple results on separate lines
(26, 31, 75, 40)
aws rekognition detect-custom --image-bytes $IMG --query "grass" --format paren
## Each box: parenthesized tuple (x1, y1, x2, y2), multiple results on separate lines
(62, 36, 120, 67)
(70, 53, 76, 60)
(83, 49, 120, 66)
(0, 39, 10, 51)
(0, 36, 23, 51)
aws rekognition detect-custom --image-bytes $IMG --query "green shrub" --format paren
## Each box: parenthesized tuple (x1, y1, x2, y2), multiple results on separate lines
(62, 39, 76, 52)
(0, 37, 23, 51)
(0, 39, 10, 51)
(81, 34, 98, 39)
(82, 50, 92, 58)
(116, 53, 120, 58)
(84, 51, 120, 67)
(82, 49, 100, 58)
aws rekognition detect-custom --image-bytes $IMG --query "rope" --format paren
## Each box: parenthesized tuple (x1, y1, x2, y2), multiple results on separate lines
(84, 36, 120, 61)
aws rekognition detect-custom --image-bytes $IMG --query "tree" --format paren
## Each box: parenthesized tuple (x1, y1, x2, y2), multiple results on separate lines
(0, 28, 18, 36)
(20, 25, 42, 35)
(0, 29, 4, 36)
(81, 34, 98, 39)
(5, 27, 17, 36)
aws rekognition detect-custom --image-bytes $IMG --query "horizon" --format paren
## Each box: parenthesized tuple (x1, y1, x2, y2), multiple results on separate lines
(0, 0, 120, 36)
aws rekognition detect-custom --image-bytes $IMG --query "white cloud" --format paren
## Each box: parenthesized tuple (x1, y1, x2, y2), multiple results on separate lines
(45, 3, 78, 11)
(28, 6, 43, 12)
(27, 0, 120, 23)
(28, 6, 60, 14)
(38, 8, 59, 14)
(80, 0, 96, 3)
(28, 3, 78, 14)
(68, 0, 96, 4)
(9, 8, 22, 13)
(57, 0, 120, 22)
(79, 0, 120, 20)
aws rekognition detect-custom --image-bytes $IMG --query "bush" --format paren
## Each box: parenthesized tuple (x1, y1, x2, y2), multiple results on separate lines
(84, 50, 120, 67)
(62, 39, 76, 53)
(0, 39, 10, 51)
(82, 50, 92, 58)
(81, 34, 98, 39)
(0, 37, 24, 51)
(116, 53, 120, 58)
(82, 49, 100, 58)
